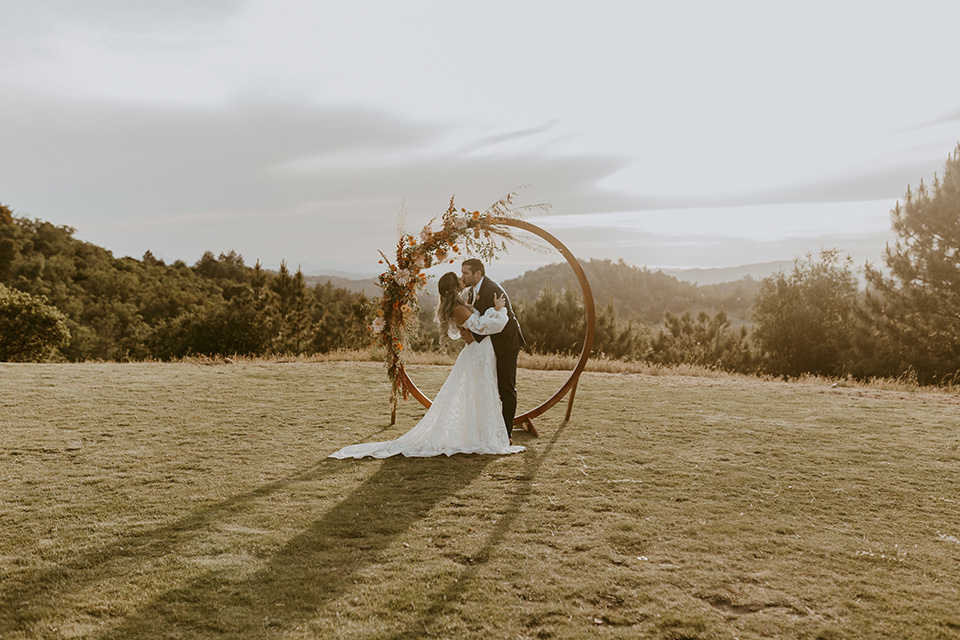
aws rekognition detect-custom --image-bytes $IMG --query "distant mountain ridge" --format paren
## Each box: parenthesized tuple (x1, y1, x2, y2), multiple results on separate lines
(307, 259, 765, 324)
(306, 260, 787, 293)
(662, 261, 793, 285)
(303, 274, 376, 295)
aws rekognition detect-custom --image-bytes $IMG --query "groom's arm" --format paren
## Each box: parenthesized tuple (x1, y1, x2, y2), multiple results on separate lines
(463, 287, 509, 336)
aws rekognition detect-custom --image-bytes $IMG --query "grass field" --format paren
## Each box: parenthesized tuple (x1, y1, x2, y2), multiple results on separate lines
(2, 361, 959, 639)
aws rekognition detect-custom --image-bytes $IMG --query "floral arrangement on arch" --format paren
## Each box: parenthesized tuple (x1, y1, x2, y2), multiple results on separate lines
(371, 192, 546, 414)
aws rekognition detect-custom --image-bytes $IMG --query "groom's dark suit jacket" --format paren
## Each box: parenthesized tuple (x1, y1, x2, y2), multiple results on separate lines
(470, 277, 524, 435)
(469, 278, 524, 354)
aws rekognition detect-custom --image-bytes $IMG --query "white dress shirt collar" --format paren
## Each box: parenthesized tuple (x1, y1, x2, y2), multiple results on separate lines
(472, 276, 485, 302)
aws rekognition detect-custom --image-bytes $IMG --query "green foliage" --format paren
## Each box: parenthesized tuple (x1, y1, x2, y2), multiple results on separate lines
(516, 281, 649, 358)
(310, 280, 372, 353)
(863, 144, 960, 383)
(0, 204, 18, 281)
(0, 283, 70, 361)
(649, 308, 754, 371)
(752, 250, 860, 376)
(592, 300, 651, 359)
(269, 261, 311, 354)
(148, 297, 268, 359)
(0, 206, 370, 360)
(516, 282, 585, 354)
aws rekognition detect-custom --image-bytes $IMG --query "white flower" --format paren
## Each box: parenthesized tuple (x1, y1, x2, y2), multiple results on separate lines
(455, 217, 468, 230)
(395, 269, 411, 286)
(420, 225, 433, 243)
(412, 254, 425, 270)
(371, 317, 386, 333)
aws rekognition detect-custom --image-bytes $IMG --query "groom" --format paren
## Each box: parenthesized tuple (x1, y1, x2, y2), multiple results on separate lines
(460, 259, 525, 440)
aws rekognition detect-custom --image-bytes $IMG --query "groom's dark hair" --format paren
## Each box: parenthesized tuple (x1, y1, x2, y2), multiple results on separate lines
(462, 258, 484, 276)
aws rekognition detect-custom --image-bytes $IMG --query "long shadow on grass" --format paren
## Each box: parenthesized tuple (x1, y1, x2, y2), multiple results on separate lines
(386, 420, 570, 639)
(90, 454, 494, 639)
(0, 460, 340, 635)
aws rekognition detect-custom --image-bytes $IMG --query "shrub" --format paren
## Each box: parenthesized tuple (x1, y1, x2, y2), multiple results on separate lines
(0, 284, 71, 361)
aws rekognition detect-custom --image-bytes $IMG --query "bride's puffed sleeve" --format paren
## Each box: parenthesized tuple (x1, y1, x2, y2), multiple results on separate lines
(462, 307, 508, 335)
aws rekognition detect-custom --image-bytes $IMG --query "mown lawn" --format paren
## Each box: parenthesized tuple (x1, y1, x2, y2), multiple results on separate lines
(1, 361, 959, 639)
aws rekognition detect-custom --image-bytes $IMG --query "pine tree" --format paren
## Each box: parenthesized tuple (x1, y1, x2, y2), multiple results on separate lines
(752, 249, 859, 376)
(288, 267, 310, 353)
(649, 308, 752, 371)
(864, 144, 960, 382)
(515, 281, 585, 354)
(591, 300, 649, 360)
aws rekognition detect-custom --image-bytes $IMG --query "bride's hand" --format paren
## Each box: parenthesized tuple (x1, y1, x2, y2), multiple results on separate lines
(460, 327, 475, 344)
(494, 292, 506, 311)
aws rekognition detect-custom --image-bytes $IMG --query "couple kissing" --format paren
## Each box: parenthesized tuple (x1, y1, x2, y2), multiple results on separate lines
(330, 259, 525, 459)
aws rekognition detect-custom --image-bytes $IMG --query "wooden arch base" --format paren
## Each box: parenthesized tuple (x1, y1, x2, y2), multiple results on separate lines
(395, 218, 596, 433)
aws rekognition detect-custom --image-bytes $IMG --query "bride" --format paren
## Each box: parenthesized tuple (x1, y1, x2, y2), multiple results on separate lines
(330, 272, 525, 459)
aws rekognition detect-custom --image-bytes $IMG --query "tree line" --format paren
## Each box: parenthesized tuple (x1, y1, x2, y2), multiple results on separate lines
(509, 144, 960, 385)
(0, 204, 370, 361)
(2, 144, 958, 384)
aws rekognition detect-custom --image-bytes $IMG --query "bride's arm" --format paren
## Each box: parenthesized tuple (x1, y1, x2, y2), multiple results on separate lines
(461, 293, 508, 335)
(452, 305, 476, 344)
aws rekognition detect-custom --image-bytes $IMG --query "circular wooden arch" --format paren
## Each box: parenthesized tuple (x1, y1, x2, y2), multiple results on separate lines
(399, 218, 596, 425)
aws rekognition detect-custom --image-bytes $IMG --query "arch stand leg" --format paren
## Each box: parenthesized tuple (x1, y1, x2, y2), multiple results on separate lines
(564, 376, 581, 422)
(519, 418, 539, 437)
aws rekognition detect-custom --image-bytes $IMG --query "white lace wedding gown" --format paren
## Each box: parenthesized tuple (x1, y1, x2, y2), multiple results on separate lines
(330, 307, 525, 459)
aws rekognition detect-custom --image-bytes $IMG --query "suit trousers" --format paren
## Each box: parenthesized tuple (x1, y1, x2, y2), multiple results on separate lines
(496, 348, 520, 438)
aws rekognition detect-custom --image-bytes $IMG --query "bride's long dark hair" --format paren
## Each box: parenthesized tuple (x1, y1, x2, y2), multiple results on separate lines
(436, 271, 467, 336)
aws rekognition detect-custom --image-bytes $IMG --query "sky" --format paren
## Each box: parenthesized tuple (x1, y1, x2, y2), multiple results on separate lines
(2, 0, 959, 280)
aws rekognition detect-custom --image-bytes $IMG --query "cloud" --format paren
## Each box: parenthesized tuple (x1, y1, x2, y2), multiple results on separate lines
(627, 158, 944, 212)
(457, 121, 561, 152)
(734, 160, 940, 205)
(0, 94, 659, 220)
(0, 97, 437, 215)
(902, 105, 960, 132)
(0, 94, 665, 268)
(0, 92, 906, 273)
(528, 224, 894, 271)
(0, 0, 245, 34)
